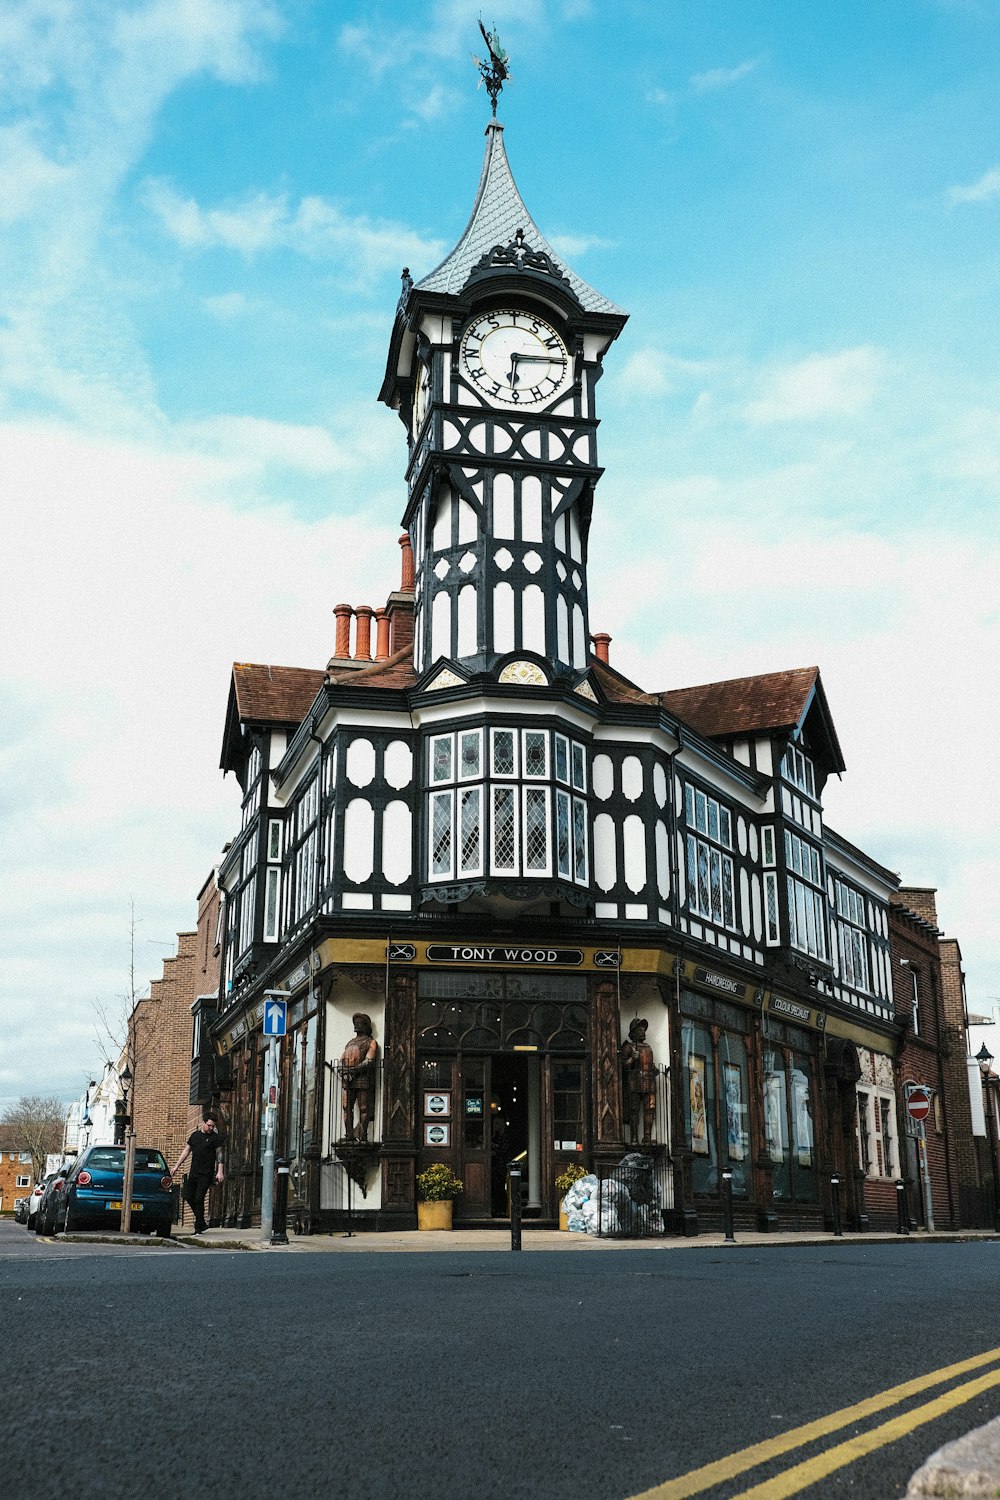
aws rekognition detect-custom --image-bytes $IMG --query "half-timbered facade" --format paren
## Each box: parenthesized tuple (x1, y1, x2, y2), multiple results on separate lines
(201, 111, 957, 1236)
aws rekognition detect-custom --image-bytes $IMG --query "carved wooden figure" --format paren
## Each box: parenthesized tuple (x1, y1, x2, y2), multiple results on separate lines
(621, 1017, 656, 1146)
(341, 1013, 379, 1142)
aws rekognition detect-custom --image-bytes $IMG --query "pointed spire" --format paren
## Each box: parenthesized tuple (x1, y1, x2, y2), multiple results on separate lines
(415, 122, 624, 316)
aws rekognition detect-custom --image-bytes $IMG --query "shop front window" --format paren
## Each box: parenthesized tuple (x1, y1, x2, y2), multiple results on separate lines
(765, 1044, 818, 1204)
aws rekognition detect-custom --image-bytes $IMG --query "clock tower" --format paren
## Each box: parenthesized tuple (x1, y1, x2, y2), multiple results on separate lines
(379, 117, 627, 683)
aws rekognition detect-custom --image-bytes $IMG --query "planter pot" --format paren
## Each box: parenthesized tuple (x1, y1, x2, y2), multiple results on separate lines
(559, 1208, 569, 1232)
(417, 1199, 453, 1231)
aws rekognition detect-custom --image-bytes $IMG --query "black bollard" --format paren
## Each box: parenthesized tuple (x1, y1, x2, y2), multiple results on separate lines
(272, 1157, 290, 1245)
(721, 1167, 735, 1243)
(830, 1174, 843, 1237)
(508, 1161, 522, 1252)
(895, 1179, 909, 1235)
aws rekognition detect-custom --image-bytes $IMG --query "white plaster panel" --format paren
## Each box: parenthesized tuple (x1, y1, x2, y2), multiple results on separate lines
(522, 584, 546, 655)
(593, 813, 617, 892)
(343, 798, 374, 883)
(557, 594, 569, 662)
(346, 738, 375, 788)
(341, 892, 373, 910)
(621, 755, 643, 802)
(739, 868, 751, 937)
(522, 429, 541, 459)
(493, 474, 515, 538)
(755, 738, 773, 774)
(572, 603, 586, 668)
(653, 763, 667, 808)
(625, 904, 648, 920)
(458, 498, 477, 545)
(521, 476, 542, 542)
(381, 894, 412, 911)
(737, 816, 748, 856)
(623, 814, 647, 893)
(382, 800, 412, 886)
(457, 583, 477, 657)
(383, 741, 412, 789)
(432, 484, 453, 550)
(493, 582, 514, 653)
(431, 590, 451, 662)
(751, 872, 763, 942)
(592, 754, 614, 801)
(655, 820, 670, 899)
(595, 902, 617, 919)
(748, 824, 759, 863)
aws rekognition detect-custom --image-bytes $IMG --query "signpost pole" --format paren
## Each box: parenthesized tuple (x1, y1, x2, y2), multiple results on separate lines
(919, 1123, 934, 1232)
(905, 1085, 934, 1233)
(261, 1036, 277, 1241)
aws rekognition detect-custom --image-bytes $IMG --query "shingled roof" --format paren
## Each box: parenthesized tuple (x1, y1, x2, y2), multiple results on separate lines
(231, 664, 326, 725)
(659, 665, 846, 773)
(416, 121, 625, 316)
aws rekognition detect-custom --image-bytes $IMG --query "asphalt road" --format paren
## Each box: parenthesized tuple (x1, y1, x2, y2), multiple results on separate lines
(4, 1220, 999, 1500)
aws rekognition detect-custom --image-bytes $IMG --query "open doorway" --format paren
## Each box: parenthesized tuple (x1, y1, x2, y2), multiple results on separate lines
(489, 1053, 529, 1216)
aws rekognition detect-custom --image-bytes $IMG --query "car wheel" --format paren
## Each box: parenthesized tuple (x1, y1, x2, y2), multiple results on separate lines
(157, 1222, 172, 1239)
(63, 1204, 79, 1233)
(26, 1212, 36, 1231)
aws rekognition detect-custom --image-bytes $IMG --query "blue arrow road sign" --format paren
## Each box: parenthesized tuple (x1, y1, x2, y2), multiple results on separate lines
(263, 998, 287, 1037)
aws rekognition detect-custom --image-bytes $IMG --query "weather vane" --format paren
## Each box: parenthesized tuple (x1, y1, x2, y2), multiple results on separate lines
(473, 18, 510, 117)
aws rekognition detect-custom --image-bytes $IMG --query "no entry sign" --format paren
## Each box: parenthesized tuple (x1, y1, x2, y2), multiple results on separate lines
(906, 1085, 932, 1122)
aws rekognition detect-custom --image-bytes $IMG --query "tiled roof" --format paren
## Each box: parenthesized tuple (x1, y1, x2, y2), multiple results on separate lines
(658, 666, 821, 739)
(231, 664, 325, 725)
(417, 122, 625, 316)
(326, 646, 417, 692)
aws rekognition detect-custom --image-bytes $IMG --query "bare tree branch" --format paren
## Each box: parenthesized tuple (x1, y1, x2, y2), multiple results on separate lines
(1, 1095, 66, 1182)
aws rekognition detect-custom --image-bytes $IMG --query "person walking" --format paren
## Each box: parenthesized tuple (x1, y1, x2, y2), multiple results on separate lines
(171, 1114, 224, 1234)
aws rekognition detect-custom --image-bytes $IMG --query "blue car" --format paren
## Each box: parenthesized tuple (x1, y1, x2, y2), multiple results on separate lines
(57, 1145, 174, 1236)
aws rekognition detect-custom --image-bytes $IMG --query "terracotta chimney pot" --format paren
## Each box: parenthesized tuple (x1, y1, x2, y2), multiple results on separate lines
(354, 605, 374, 662)
(399, 532, 415, 591)
(591, 632, 611, 665)
(375, 608, 390, 662)
(333, 603, 353, 660)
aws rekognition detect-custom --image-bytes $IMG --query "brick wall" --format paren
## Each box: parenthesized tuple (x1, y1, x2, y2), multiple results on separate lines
(129, 871, 223, 1187)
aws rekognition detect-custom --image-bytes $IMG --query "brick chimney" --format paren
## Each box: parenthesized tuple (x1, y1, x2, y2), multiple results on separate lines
(591, 632, 611, 665)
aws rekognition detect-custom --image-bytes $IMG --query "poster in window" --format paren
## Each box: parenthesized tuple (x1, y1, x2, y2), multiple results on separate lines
(423, 1091, 451, 1118)
(792, 1071, 813, 1167)
(424, 1122, 450, 1147)
(764, 1072, 785, 1164)
(724, 1062, 744, 1162)
(690, 1055, 709, 1155)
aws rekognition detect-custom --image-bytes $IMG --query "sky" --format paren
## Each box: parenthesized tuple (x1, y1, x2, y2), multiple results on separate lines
(3, 0, 999, 1109)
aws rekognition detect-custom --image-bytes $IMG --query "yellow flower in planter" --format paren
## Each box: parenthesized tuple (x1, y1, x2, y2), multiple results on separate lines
(416, 1163, 464, 1201)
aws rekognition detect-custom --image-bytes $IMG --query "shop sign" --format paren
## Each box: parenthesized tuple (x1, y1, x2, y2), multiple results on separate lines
(693, 966, 747, 1000)
(425, 944, 584, 967)
(768, 996, 827, 1031)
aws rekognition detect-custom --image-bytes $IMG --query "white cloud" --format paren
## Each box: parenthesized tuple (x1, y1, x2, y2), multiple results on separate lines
(690, 58, 761, 93)
(548, 232, 616, 259)
(179, 414, 356, 477)
(948, 167, 1000, 204)
(142, 179, 447, 281)
(744, 346, 887, 424)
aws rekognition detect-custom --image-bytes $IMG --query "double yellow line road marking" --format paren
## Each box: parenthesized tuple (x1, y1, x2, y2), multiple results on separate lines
(628, 1346, 1000, 1500)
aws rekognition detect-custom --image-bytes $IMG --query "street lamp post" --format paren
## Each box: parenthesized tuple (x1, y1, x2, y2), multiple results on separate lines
(119, 1063, 136, 1236)
(975, 1044, 1000, 1232)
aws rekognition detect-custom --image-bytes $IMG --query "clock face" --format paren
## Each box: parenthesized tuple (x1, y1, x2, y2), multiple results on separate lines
(460, 309, 570, 408)
(412, 361, 431, 436)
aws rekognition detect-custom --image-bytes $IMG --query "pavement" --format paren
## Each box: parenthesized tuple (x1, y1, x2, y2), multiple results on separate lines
(55, 1220, 1000, 1494)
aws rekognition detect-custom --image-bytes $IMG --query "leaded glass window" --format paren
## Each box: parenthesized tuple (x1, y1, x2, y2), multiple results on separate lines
(523, 730, 547, 778)
(492, 786, 516, 872)
(556, 790, 571, 878)
(430, 791, 453, 878)
(460, 788, 482, 875)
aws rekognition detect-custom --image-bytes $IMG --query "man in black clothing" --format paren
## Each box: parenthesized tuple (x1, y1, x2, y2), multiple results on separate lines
(171, 1114, 224, 1233)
